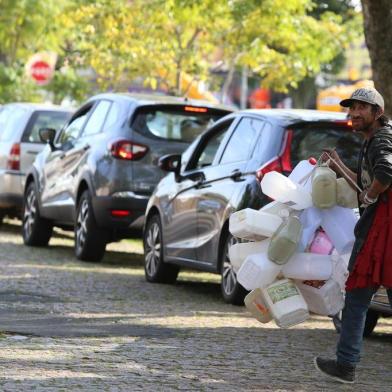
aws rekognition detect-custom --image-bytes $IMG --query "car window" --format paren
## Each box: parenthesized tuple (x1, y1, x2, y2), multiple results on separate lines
(58, 105, 93, 145)
(188, 121, 233, 170)
(219, 117, 263, 164)
(131, 105, 229, 143)
(23, 111, 71, 143)
(290, 125, 362, 171)
(0, 106, 29, 141)
(103, 101, 120, 129)
(81, 100, 112, 137)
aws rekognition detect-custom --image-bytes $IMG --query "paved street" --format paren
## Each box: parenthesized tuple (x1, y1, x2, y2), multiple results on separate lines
(0, 219, 391, 391)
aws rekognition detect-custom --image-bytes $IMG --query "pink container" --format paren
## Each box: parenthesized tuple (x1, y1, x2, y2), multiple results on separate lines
(309, 229, 334, 255)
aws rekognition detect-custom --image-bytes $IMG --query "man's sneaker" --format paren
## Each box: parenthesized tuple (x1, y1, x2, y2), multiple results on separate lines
(314, 356, 355, 384)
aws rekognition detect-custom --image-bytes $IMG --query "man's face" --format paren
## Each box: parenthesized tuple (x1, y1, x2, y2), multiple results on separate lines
(348, 101, 378, 132)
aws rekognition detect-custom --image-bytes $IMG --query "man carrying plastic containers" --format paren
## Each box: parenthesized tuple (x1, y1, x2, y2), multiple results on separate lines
(314, 87, 392, 384)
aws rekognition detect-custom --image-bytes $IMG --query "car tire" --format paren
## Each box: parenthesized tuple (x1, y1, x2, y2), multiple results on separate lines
(144, 214, 179, 284)
(220, 231, 248, 305)
(75, 190, 107, 262)
(22, 182, 53, 246)
(363, 309, 379, 337)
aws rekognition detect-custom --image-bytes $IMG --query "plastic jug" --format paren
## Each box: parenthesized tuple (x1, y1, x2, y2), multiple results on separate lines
(297, 279, 344, 316)
(261, 278, 309, 328)
(320, 206, 357, 254)
(229, 240, 269, 272)
(336, 178, 358, 208)
(288, 159, 316, 193)
(244, 288, 273, 323)
(298, 207, 323, 252)
(308, 228, 334, 255)
(331, 253, 349, 290)
(282, 252, 332, 280)
(267, 216, 302, 265)
(259, 201, 293, 219)
(229, 208, 283, 241)
(237, 253, 281, 290)
(260, 171, 313, 210)
(311, 165, 337, 209)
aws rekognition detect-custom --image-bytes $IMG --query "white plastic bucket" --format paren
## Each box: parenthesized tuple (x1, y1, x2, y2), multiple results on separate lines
(320, 206, 357, 254)
(228, 240, 270, 272)
(244, 288, 272, 323)
(237, 253, 281, 290)
(260, 171, 313, 210)
(282, 252, 332, 280)
(261, 278, 309, 328)
(229, 208, 282, 240)
(259, 201, 293, 218)
(297, 279, 344, 316)
(298, 207, 322, 252)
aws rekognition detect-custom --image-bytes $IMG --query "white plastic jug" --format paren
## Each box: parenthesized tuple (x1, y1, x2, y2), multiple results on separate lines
(244, 288, 273, 323)
(312, 165, 337, 209)
(229, 240, 270, 272)
(331, 253, 349, 290)
(297, 279, 344, 316)
(282, 252, 332, 280)
(267, 216, 302, 265)
(288, 159, 316, 193)
(237, 253, 281, 290)
(261, 278, 309, 328)
(260, 171, 313, 210)
(259, 201, 293, 218)
(298, 207, 323, 252)
(320, 206, 357, 254)
(336, 178, 358, 208)
(229, 208, 283, 241)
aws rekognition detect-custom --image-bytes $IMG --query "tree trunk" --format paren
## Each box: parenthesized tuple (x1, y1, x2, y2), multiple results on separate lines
(361, 0, 392, 116)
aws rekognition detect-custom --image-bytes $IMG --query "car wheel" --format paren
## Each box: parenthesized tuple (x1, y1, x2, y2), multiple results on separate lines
(22, 182, 53, 246)
(75, 190, 107, 262)
(220, 231, 248, 305)
(144, 214, 179, 284)
(363, 309, 379, 337)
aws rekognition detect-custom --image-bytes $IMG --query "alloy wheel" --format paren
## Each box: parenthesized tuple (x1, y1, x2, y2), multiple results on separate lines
(76, 198, 89, 252)
(222, 235, 238, 296)
(23, 188, 37, 239)
(145, 222, 161, 277)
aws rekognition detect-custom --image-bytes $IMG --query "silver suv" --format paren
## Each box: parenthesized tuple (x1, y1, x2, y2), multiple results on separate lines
(0, 103, 71, 223)
(23, 93, 231, 262)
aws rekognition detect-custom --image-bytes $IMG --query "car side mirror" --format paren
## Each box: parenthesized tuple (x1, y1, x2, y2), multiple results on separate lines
(159, 154, 183, 182)
(39, 128, 57, 150)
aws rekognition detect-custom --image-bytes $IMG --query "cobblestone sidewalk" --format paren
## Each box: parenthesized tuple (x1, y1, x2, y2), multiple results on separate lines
(0, 221, 391, 391)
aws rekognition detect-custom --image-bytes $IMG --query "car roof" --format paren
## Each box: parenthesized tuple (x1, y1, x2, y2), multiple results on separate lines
(1, 102, 71, 112)
(88, 92, 234, 112)
(240, 108, 348, 126)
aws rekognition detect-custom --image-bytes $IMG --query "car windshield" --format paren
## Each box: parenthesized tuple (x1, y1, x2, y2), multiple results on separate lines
(131, 105, 229, 143)
(290, 123, 363, 171)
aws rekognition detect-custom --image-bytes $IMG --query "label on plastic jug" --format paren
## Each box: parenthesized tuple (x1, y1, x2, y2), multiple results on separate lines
(267, 281, 299, 304)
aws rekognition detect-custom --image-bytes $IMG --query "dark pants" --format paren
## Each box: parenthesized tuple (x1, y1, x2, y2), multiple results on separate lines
(336, 287, 392, 366)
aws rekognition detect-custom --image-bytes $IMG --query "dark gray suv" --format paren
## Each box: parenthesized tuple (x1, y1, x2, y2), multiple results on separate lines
(23, 93, 231, 261)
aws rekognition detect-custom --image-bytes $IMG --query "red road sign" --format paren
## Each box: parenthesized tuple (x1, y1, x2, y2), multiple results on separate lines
(29, 60, 54, 85)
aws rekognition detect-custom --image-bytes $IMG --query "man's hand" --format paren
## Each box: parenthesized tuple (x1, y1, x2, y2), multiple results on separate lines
(321, 148, 342, 173)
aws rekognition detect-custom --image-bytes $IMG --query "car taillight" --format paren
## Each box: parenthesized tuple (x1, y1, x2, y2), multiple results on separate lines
(7, 143, 20, 170)
(109, 140, 148, 160)
(111, 209, 131, 217)
(256, 130, 293, 181)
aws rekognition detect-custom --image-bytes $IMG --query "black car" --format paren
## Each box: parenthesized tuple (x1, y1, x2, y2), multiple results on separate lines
(364, 289, 392, 336)
(22, 93, 231, 261)
(143, 109, 362, 304)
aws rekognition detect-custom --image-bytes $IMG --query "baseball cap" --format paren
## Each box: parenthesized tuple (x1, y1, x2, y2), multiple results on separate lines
(340, 87, 384, 111)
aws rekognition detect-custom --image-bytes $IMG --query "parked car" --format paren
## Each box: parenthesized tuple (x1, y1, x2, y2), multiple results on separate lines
(365, 289, 392, 336)
(23, 93, 232, 261)
(143, 109, 364, 304)
(0, 103, 71, 223)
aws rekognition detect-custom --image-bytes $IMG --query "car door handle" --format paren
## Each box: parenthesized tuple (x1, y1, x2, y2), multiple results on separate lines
(26, 150, 38, 155)
(230, 170, 243, 181)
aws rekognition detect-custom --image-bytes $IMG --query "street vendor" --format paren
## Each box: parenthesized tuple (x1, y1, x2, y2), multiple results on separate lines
(314, 87, 392, 384)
